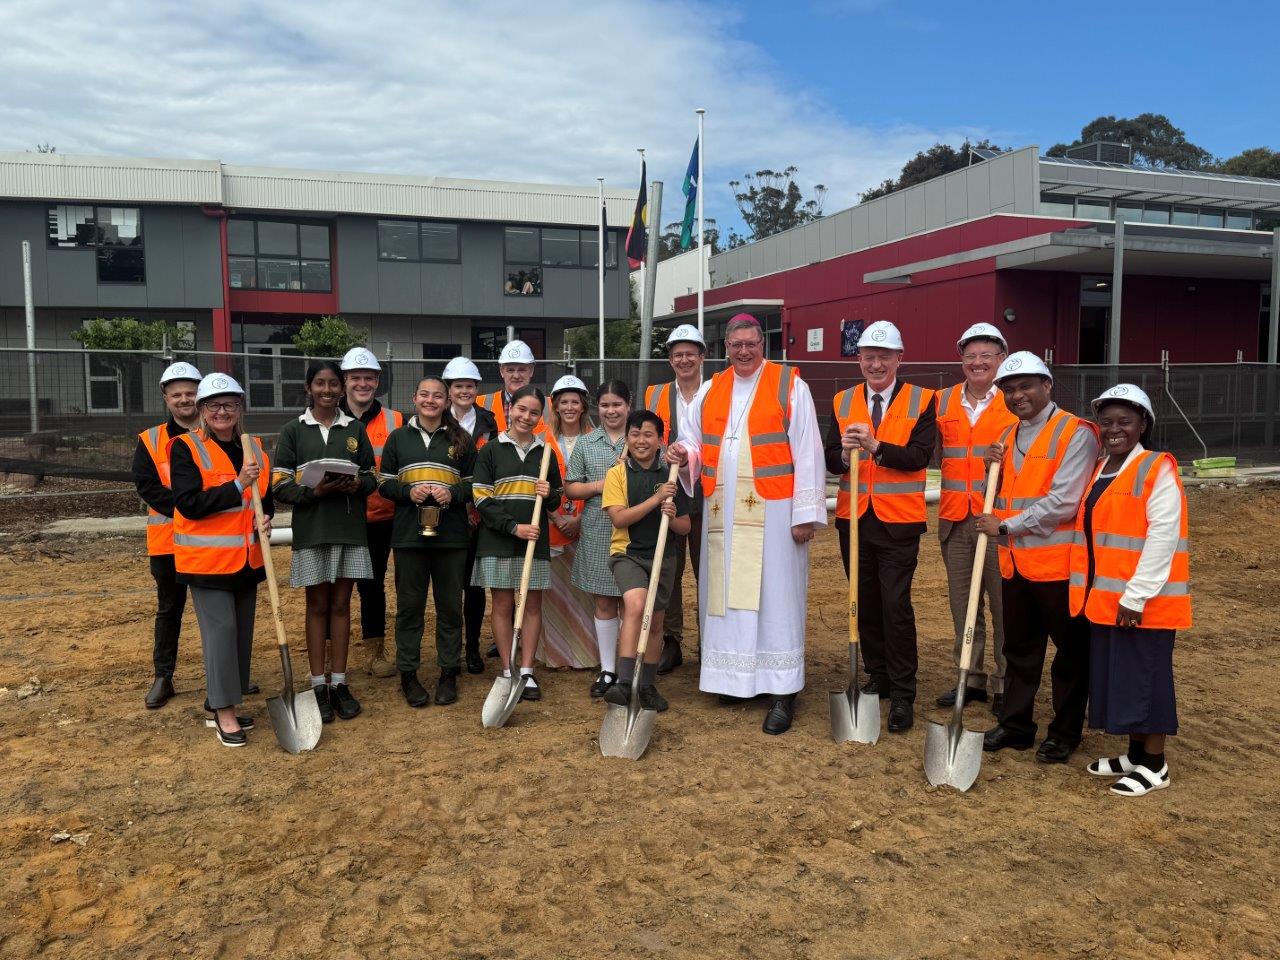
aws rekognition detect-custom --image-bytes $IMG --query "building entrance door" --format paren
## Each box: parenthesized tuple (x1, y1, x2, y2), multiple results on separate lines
(1079, 306, 1110, 364)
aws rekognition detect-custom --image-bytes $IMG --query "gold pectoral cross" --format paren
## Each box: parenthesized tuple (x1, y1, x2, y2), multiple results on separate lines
(711, 499, 721, 517)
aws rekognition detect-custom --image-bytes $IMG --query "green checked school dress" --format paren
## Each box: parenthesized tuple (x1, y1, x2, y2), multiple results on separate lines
(566, 426, 627, 596)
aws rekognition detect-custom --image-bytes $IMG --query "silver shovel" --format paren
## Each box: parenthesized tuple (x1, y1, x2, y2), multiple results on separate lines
(599, 464, 680, 760)
(242, 435, 322, 754)
(829, 449, 880, 744)
(481, 441, 553, 729)
(924, 461, 1001, 791)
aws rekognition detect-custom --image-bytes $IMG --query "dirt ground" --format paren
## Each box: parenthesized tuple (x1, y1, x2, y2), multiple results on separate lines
(1, 485, 1278, 960)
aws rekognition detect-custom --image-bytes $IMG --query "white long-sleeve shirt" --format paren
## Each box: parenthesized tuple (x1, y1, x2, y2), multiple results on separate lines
(1089, 444, 1184, 613)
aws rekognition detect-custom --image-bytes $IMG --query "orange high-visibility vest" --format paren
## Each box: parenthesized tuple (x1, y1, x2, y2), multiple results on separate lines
(994, 408, 1098, 582)
(1069, 450, 1191, 629)
(363, 406, 403, 523)
(832, 382, 934, 523)
(545, 433, 581, 549)
(171, 432, 270, 577)
(700, 361, 797, 501)
(645, 382, 676, 442)
(936, 385, 1019, 521)
(139, 422, 178, 556)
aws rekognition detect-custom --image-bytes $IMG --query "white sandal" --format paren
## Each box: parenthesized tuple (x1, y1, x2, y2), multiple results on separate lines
(1110, 764, 1169, 797)
(1088, 755, 1137, 777)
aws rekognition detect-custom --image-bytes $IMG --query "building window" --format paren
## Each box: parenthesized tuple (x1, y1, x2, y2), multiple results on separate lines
(1171, 207, 1198, 226)
(377, 220, 460, 262)
(1039, 194, 1075, 218)
(1226, 211, 1253, 230)
(422, 343, 455, 360)
(504, 226, 540, 264)
(47, 204, 145, 283)
(504, 266, 542, 296)
(1198, 209, 1224, 228)
(84, 351, 123, 412)
(472, 326, 507, 360)
(1075, 198, 1109, 220)
(1141, 204, 1170, 225)
(227, 219, 332, 292)
(1114, 202, 1143, 222)
(541, 228, 581, 267)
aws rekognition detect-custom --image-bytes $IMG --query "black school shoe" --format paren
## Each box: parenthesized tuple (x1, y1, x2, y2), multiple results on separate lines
(314, 685, 336, 724)
(639, 684, 669, 713)
(465, 645, 484, 675)
(604, 681, 631, 707)
(762, 694, 797, 735)
(1035, 737, 1075, 764)
(519, 675, 541, 701)
(401, 671, 430, 708)
(332, 683, 362, 720)
(434, 670, 459, 706)
(590, 671, 617, 699)
(145, 676, 175, 709)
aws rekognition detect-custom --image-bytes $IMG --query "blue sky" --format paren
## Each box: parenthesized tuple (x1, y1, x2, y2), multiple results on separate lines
(0, 0, 1275, 241)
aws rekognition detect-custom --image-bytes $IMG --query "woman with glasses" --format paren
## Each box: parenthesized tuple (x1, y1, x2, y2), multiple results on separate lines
(169, 374, 272, 748)
(271, 360, 377, 724)
(564, 379, 632, 698)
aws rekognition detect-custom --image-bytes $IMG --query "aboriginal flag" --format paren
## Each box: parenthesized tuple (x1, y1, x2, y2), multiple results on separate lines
(625, 160, 648, 269)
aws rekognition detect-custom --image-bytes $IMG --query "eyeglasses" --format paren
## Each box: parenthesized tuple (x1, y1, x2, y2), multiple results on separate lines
(669, 350, 701, 362)
(962, 352, 1002, 363)
(204, 401, 242, 413)
(726, 339, 763, 352)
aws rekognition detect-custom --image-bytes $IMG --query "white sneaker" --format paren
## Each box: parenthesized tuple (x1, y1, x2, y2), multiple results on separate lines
(1110, 763, 1170, 797)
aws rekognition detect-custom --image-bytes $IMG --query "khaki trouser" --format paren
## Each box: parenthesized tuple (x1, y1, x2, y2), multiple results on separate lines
(938, 515, 1005, 694)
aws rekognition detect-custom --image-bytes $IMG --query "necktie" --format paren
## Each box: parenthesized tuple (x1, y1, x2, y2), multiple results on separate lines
(871, 393, 883, 432)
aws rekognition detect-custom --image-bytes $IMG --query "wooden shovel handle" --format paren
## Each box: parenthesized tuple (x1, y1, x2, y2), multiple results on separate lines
(636, 464, 681, 659)
(240, 433, 288, 652)
(513, 439, 555, 633)
(847, 448, 860, 647)
(958, 460, 1002, 672)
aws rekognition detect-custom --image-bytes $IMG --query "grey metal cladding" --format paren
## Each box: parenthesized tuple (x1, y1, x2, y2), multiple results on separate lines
(460, 222, 503, 315)
(945, 175, 968, 222)
(377, 260, 422, 314)
(966, 169, 991, 220)
(541, 268, 581, 316)
(885, 191, 907, 237)
(336, 216, 379, 313)
(422, 262, 464, 314)
(180, 208, 223, 307)
(139, 207, 186, 306)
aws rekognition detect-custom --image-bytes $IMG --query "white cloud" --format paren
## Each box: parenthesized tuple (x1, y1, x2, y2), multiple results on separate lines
(0, 0, 988, 232)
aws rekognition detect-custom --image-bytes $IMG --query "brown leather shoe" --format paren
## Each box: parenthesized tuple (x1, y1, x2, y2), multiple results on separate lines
(145, 676, 175, 709)
(364, 636, 396, 678)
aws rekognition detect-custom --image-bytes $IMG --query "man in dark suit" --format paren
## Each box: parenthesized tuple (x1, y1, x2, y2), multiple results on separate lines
(824, 321, 937, 732)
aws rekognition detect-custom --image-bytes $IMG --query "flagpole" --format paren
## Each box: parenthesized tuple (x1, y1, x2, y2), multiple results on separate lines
(597, 176, 605, 385)
(696, 108, 705, 338)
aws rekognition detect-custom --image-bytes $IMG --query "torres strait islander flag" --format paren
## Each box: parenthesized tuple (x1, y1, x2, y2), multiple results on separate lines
(625, 159, 648, 269)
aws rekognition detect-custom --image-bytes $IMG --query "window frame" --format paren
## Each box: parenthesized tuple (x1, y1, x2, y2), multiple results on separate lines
(376, 219, 461, 264)
(47, 203, 147, 284)
(226, 217, 333, 293)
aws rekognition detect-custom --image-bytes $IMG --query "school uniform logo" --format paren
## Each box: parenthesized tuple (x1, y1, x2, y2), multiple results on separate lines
(346, 436, 358, 453)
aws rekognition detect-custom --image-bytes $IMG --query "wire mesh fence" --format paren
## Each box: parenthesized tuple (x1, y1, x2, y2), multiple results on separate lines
(1, 347, 1276, 489)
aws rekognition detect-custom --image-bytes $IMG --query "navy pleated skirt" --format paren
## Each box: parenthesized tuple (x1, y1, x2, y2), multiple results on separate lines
(1088, 624, 1178, 735)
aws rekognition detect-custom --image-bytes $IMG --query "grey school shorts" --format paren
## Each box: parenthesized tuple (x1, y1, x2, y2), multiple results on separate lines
(609, 551, 679, 610)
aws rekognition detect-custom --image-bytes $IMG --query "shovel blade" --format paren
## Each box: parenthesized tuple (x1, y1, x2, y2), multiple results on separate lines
(266, 687, 322, 754)
(481, 675, 528, 729)
(923, 719, 984, 792)
(599, 701, 657, 760)
(828, 689, 880, 744)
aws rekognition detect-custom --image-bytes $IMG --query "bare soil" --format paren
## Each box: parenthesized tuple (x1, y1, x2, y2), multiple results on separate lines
(1, 485, 1278, 959)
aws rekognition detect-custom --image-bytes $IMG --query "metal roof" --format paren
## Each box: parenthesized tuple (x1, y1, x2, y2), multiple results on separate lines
(0, 151, 639, 227)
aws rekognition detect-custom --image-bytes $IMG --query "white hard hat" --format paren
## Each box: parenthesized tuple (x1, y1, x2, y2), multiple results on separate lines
(160, 361, 202, 387)
(442, 356, 482, 382)
(498, 340, 536, 365)
(956, 322, 1008, 355)
(1092, 383, 1155, 424)
(340, 347, 381, 372)
(196, 373, 245, 402)
(666, 324, 706, 350)
(994, 351, 1052, 384)
(551, 374, 589, 397)
(857, 320, 904, 351)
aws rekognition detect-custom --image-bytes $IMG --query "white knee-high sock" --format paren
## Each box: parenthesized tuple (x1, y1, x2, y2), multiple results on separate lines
(595, 616, 619, 674)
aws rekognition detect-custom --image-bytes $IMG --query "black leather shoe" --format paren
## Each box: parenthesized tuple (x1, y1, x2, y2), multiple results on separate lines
(434, 670, 458, 706)
(520, 676, 541, 701)
(657, 636, 683, 675)
(465, 645, 484, 675)
(203, 701, 254, 729)
(887, 701, 914, 732)
(332, 683, 361, 720)
(590, 671, 617, 699)
(486, 642, 499, 659)
(244, 682, 260, 695)
(401, 671, 429, 708)
(718, 693, 750, 705)
(603, 681, 631, 707)
(983, 725, 1034, 752)
(145, 676, 175, 709)
(762, 694, 796, 735)
(935, 686, 988, 708)
(991, 693, 1005, 718)
(639, 684, 669, 712)
(211, 712, 247, 748)
(861, 676, 889, 699)
(1035, 737, 1075, 764)
(314, 685, 335, 724)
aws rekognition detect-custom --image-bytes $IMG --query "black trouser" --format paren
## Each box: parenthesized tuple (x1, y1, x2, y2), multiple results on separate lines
(999, 572, 1091, 746)
(357, 519, 394, 640)
(149, 554, 188, 679)
(661, 503, 702, 644)
(837, 515, 920, 704)
(463, 528, 486, 652)
(394, 547, 467, 674)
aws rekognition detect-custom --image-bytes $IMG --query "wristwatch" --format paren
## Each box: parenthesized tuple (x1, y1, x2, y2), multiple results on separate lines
(997, 522, 1009, 536)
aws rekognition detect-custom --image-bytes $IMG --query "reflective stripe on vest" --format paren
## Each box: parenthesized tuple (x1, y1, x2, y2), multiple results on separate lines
(140, 422, 177, 556)
(698, 362, 796, 500)
(832, 382, 933, 523)
(995, 409, 1097, 582)
(172, 432, 269, 577)
(645, 382, 675, 442)
(936, 384, 1018, 522)
(1068, 450, 1191, 629)
(364, 405, 402, 523)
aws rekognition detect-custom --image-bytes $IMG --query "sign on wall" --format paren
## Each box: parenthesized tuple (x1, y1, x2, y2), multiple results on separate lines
(806, 328, 823, 352)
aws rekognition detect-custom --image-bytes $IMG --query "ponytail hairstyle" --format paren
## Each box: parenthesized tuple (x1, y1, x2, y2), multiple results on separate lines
(417, 376, 472, 459)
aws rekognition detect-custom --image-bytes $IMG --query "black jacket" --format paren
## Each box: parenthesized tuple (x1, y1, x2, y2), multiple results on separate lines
(132, 417, 188, 517)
